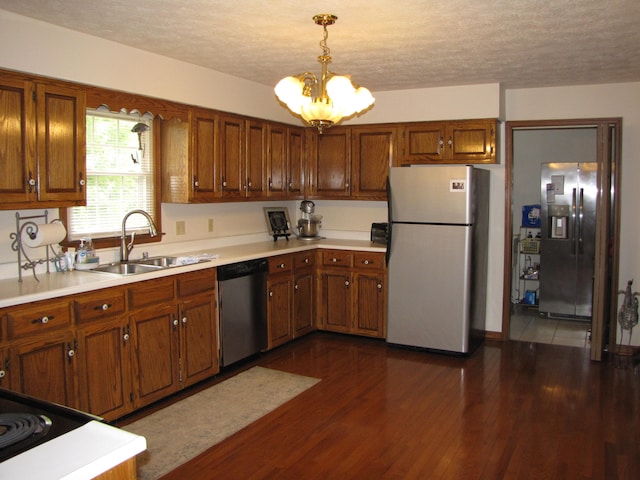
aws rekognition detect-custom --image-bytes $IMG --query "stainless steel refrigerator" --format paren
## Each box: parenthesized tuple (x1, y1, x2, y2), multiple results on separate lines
(386, 165, 489, 354)
(539, 162, 597, 319)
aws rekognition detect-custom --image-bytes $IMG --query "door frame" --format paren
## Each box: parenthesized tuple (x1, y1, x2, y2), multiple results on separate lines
(502, 118, 622, 361)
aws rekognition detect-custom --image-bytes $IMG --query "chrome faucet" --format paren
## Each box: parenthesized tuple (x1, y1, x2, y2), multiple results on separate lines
(120, 209, 159, 262)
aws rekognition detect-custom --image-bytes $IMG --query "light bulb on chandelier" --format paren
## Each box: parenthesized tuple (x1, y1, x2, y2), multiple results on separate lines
(274, 14, 375, 133)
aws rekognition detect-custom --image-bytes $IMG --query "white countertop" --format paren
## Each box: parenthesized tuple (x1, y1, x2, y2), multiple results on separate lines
(0, 238, 385, 308)
(0, 420, 146, 479)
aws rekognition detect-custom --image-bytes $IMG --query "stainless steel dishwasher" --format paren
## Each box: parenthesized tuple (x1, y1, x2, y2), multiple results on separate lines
(217, 258, 268, 367)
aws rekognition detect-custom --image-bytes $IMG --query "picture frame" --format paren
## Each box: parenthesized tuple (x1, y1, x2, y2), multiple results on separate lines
(263, 207, 292, 240)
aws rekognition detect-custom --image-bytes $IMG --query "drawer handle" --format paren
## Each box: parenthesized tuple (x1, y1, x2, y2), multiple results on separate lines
(331, 258, 338, 263)
(279, 263, 286, 269)
(94, 303, 112, 311)
(304, 258, 310, 263)
(362, 260, 371, 265)
(32, 315, 54, 324)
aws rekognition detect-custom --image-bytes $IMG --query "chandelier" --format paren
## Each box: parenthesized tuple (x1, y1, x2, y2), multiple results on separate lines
(274, 14, 375, 133)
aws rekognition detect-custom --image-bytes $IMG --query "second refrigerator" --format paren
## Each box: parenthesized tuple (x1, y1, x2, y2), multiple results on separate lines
(386, 165, 489, 354)
(539, 162, 597, 319)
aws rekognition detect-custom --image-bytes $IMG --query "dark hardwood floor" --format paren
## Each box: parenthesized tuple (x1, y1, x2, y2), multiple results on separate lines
(119, 332, 640, 479)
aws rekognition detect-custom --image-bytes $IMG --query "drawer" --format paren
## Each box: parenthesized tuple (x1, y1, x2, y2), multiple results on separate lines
(6, 299, 72, 340)
(177, 268, 216, 298)
(74, 288, 126, 324)
(321, 250, 353, 268)
(354, 252, 386, 271)
(293, 251, 316, 269)
(268, 255, 293, 275)
(128, 276, 175, 310)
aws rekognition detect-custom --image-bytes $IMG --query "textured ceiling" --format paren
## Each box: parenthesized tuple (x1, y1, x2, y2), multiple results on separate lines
(2, 0, 639, 92)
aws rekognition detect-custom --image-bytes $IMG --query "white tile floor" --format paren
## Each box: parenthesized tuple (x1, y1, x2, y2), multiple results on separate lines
(510, 308, 591, 348)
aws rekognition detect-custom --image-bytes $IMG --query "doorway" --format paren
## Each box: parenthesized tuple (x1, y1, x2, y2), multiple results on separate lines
(502, 119, 622, 361)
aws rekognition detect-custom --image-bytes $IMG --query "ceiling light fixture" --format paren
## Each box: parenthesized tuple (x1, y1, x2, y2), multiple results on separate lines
(274, 14, 375, 133)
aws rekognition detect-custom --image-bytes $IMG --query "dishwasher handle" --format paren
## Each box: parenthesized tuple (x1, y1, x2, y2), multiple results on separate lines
(217, 258, 268, 281)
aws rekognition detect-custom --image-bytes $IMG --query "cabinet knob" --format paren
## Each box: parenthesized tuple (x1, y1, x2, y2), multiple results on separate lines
(182, 316, 187, 324)
(304, 258, 310, 263)
(331, 258, 338, 263)
(279, 263, 286, 269)
(28, 177, 36, 187)
(294, 284, 299, 291)
(363, 260, 370, 265)
(0, 370, 5, 379)
(94, 303, 111, 311)
(269, 290, 273, 297)
(377, 283, 383, 289)
(123, 333, 130, 342)
(345, 280, 350, 287)
(67, 348, 75, 358)
(32, 315, 53, 324)
(173, 318, 179, 327)
(194, 180, 200, 188)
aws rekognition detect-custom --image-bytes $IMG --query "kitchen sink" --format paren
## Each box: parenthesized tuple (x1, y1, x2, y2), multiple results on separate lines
(90, 262, 163, 275)
(87, 255, 212, 276)
(131, 256, 178, 267)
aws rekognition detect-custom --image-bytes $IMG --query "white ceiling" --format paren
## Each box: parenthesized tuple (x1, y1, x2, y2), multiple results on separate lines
(2, 0, 639, 92)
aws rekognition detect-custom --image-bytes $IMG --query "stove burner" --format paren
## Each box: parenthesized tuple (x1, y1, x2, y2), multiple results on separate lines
(0, 413, 52, 450)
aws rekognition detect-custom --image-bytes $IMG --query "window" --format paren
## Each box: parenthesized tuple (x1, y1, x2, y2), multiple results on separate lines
(67, 109, 158, 243)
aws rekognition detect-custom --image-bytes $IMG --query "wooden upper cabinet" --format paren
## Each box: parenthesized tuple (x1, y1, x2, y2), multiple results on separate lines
(245, 119, 267, 198)
(309, 127, 351, 198)
(0, 75, 36, 206)
(287, 127, 306, 198)
(0, 72, 86, 209)
(400, 119, 498, 164)
(191, 109, 219, 200)
(402, 123, 447, 163)
(351, 125, 397, 200)
(161, 108, 219, 203)
(36, 82, 86, 204)
(267, 124, 306, 199)
(267, 123, 287, 198)
(219, 113, 246, 199)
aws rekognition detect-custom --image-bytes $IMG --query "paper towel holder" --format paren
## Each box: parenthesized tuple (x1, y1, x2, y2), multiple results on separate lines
(10, 210, 66, 282)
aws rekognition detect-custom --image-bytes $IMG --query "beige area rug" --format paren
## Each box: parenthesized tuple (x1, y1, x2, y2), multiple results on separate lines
(123, 366, 320, 480)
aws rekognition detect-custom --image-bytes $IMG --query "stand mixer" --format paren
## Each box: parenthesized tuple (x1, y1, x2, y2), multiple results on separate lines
(297, 201, 323, 239)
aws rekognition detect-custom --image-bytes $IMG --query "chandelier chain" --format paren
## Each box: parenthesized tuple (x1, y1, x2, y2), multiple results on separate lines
(319, 24, 331, 58)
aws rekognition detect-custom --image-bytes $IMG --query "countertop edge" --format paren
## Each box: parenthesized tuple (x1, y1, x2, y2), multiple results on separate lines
(0, 239, 386, 308)
(0, 420, 147, 480)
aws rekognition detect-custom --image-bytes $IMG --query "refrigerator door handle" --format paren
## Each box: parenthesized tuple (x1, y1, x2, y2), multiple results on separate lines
(386, 176, 393, 266)
(571, 187, 577, 254)
(578, 187, 584, 254)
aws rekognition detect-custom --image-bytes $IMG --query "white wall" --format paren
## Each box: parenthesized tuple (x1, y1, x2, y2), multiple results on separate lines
(2, 10, 639, 344)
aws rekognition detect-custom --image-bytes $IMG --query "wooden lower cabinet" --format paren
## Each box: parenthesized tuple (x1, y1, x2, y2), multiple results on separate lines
(130, 304, 180, 409)
(293, 266, 315, 337)
(9, 331, 78, 408)
(129, 269, 218, 410)
(267, 252, 316, 349)
(178, 292, 218, 387)
(4, 297, 78, 408)
(0, 268, 218, 422)
(319, 250, 387, 338)
(74, 287, 131, 420)
(77, 317, 132, 420)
